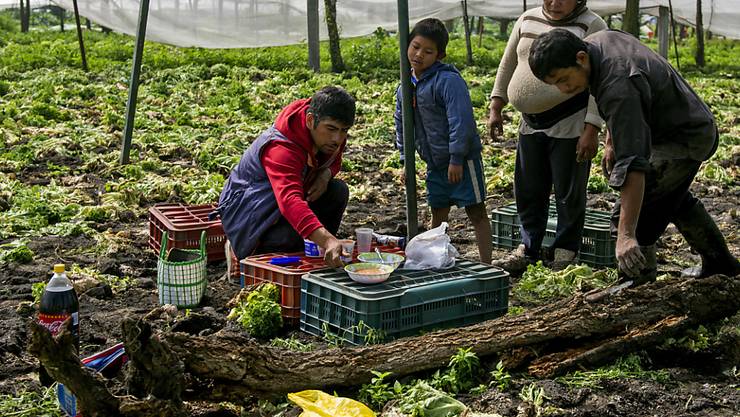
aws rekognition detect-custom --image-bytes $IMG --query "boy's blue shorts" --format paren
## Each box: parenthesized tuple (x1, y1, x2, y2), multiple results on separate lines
(426, 158, 487, 209)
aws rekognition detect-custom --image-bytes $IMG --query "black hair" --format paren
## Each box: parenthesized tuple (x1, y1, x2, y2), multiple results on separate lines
(308, 86, 356, 127)
(528, 29, 588, 81)
(409, 18, 449, 56)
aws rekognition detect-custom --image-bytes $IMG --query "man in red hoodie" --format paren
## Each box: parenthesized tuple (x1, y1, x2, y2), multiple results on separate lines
(216, 86, 356, 267)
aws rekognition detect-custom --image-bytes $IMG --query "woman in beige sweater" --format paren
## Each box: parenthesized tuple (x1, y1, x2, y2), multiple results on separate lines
(487, 0, 607, 271)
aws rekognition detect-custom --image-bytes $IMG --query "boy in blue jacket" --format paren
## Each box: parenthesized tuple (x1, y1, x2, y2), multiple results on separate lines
(395, 18, 492, 264)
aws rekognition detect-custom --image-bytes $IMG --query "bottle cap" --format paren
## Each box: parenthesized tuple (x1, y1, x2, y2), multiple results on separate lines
(53, 264, 65, 274)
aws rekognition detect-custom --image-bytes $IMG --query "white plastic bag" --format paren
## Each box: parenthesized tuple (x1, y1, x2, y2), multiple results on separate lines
(403, 222, 459, 270)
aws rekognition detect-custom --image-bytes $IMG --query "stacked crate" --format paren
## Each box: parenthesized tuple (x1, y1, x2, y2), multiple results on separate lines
(148, 203, 226, 262)
(491, 202, 615, 267)
(300, 260, 510, 345)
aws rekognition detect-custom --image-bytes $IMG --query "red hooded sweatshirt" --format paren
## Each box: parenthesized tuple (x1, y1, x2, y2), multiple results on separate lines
(260, 99, 345, 239)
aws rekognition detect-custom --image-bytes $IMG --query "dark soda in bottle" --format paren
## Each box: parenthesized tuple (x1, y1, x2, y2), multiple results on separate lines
(38, 264, 79, 385)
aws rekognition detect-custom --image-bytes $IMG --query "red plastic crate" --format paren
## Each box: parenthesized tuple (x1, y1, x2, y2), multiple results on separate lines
(240, 244, 405, 326)
(149, 203, 226, 263)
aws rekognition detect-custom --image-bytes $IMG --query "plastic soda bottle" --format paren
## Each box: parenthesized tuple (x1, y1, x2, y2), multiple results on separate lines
(38, 264, 79, 385)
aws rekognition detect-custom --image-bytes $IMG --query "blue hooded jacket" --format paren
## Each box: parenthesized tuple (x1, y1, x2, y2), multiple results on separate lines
(394, 61, 482, 170)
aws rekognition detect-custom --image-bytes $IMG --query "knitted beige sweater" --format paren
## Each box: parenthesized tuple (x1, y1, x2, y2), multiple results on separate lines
(491, 7, 607, 131)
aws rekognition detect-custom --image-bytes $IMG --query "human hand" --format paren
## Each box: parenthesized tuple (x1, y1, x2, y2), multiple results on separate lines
(576, 123, 599, 162)
(448, 164, 463, 184)
(306, 168, 331, 202)
(487, 99, 505, 142)
(323, 238, 344, 268)
(616, 234, 645, 277)
(601, 130, 615, 177)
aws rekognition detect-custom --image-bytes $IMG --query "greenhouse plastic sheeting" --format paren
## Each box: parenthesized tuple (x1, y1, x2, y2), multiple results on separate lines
(35, 0, 740, 48)
(0, 0, 52, 10)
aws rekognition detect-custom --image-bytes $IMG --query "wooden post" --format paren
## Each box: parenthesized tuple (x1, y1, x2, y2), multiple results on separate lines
(694, 0, 705, 67)
(657, 6, 669, 58)
(19, 0, 27, 32)
(461, 0, 473, 65)
(307, 0, 320, 72)
(623, 0, 640, 38)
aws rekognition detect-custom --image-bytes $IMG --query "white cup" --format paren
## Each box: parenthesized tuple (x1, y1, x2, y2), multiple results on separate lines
(355, 228, 373, 253)
(339, 239, 355, 263)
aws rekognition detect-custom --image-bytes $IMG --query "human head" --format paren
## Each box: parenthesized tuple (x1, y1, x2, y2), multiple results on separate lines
(408, 18, 448, 76)
(306, 86, 356, 154)
(543, 0, 586, 21)
(529, 29, 591, 95)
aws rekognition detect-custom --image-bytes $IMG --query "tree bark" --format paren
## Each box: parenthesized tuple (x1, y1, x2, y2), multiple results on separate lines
(323, 0, 344, 73)
(30, 276, 740, 411)
(695, 0, 705, 67)
(623, 0, 640, 38)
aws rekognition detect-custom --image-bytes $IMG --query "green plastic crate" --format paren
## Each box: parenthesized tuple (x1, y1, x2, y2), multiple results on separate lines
(300, 260, 510, 346)
(491, 202, 616, 267)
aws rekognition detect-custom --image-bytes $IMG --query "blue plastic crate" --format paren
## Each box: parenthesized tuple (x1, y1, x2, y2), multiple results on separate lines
(491, 202, 616, 267)
(300, 259, 509, 345)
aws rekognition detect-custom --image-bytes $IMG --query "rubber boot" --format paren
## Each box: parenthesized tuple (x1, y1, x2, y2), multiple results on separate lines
(672, 201, 740, 278)
(492, 244, 535, 274)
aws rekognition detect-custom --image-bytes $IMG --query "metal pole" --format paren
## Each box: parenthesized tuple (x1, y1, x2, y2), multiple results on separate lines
(397, 0, 418, 239)
(307, 0, 320, 72)
(120, 0, 151, 164)
(657, 6, 669, 58)
(71, 0, 88, 71)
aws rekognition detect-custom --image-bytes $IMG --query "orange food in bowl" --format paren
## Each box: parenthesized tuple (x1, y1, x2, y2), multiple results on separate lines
(356, 268, 386, 275)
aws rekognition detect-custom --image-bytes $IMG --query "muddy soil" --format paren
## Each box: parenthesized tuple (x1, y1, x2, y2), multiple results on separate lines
(1, 141, 739, 416)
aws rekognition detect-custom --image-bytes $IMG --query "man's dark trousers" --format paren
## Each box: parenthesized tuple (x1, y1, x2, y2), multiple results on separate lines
(256, 179, 349, 253)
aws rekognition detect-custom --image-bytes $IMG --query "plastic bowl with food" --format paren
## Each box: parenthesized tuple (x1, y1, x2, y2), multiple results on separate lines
(344, 262, 395, 284)
(357, 252, 405, 271)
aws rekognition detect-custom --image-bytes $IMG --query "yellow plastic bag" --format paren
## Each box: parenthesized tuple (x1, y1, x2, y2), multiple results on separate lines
(288, 390, 376, 417)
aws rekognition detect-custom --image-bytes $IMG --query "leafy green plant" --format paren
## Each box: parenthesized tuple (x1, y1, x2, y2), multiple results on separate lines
(396, 380, 467, 417)
(270, 335, 314, 352)
(228, 283, 283, 340)
(0, 385, 62, 417)
(662, 325, 712, 352)
(513, 262, 618, 304)
(358, 370, 395, 411)
(556, 353, 670, 389)
(519, 383, 557, 417)
(490, 360, 512, 391)
(351, 320, 386, 345)
(321, 322, 345, 348)
(430, 347, 481, 394)
(0, 241, 34, 264)
(507, 306, 525, 316)
(32, 282, 46, 304)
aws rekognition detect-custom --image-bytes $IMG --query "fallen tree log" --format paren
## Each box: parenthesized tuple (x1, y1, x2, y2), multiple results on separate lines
(30, 275, 740, 413)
